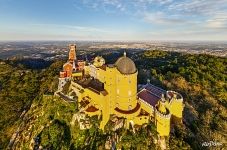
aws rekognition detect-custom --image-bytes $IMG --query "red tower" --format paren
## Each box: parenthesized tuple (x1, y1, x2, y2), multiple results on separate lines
(63, 62, 73, 77)
(68, 44, 76, 62)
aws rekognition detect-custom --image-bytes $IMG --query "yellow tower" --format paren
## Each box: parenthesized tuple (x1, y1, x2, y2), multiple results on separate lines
(94, 52, 140, 130)
(167, 91, 184, 123)
(155, 94, 171, 136)
(114, 52, 138, 111)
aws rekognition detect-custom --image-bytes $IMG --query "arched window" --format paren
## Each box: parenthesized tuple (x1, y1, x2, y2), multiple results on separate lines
(117, 89, 119, 94)
(128, 90, 131, 96)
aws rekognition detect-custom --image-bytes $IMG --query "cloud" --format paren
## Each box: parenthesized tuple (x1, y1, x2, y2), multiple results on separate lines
(78, 0, 227, 28)
(140, 0, 227, 30)
(207, 18, 227, 29)
(2, 0, 227, 41)
(26, 23, 136, 40)
(167, 0, 227, 16)
(143, 11, 188, 25)
(30, 23, 111, 33)
(206, 13, 227, 29)
(77, 0, 126, 13)
(72, 0, 227, 40)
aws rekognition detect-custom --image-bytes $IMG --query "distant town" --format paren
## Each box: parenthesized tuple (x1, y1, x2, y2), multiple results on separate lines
(0, 41, 226, 61)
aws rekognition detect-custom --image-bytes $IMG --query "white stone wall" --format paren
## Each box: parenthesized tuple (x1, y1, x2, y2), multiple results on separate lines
(58, 77, 67, 91)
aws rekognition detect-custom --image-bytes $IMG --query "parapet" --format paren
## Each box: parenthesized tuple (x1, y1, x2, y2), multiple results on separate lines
(166, 91, 183, 102)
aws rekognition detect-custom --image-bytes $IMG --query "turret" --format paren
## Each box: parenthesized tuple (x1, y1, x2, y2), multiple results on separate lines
(155, 94, 171, 136)
(167, 91, 184, 123)
(93, 56, 105, 67)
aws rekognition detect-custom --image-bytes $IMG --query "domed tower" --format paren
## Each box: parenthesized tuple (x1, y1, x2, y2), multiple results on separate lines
(155, 94, 171, 136)
(114, 52, 138, 111)
(167, 91, 184, 123)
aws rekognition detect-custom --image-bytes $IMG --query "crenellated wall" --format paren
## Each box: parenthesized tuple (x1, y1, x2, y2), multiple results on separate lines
(167, 91, 184, 122)
(155, 107, 171, 137)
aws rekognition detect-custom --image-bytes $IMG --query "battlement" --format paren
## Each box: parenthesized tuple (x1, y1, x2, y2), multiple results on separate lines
(155, 107, 171, 119)
(167, 91, 183, 102)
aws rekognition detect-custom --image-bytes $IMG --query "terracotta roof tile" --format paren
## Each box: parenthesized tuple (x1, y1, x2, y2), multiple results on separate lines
(138, 90, 159, 107)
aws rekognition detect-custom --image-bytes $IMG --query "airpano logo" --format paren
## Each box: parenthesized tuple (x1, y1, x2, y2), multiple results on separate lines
(202, 141, 223, 147)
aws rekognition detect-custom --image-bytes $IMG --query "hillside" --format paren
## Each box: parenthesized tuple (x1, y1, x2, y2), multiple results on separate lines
(0, 50, 226, 150)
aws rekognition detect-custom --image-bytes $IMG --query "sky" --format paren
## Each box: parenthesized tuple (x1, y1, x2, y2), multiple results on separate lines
(0, 0, 227, 41)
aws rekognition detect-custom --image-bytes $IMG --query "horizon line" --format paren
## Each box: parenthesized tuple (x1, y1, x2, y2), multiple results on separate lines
(0, 39, 227, 43)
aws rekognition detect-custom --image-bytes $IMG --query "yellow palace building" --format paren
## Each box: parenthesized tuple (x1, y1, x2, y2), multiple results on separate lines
(57, 44, 184, 137)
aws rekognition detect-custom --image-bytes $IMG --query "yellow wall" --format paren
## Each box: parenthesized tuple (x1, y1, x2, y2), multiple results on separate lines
(169, 99, 183, 119)
(130, 116, 149, 126)
(154, 101, 171, 136)
(96, 68, 106, 83)
(72, 72, 82, 77)
(115, 71, 138, 110)
(96, 66, 138, 111)
(139, 100, 155, 117)
(155, 111, 170, 136)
